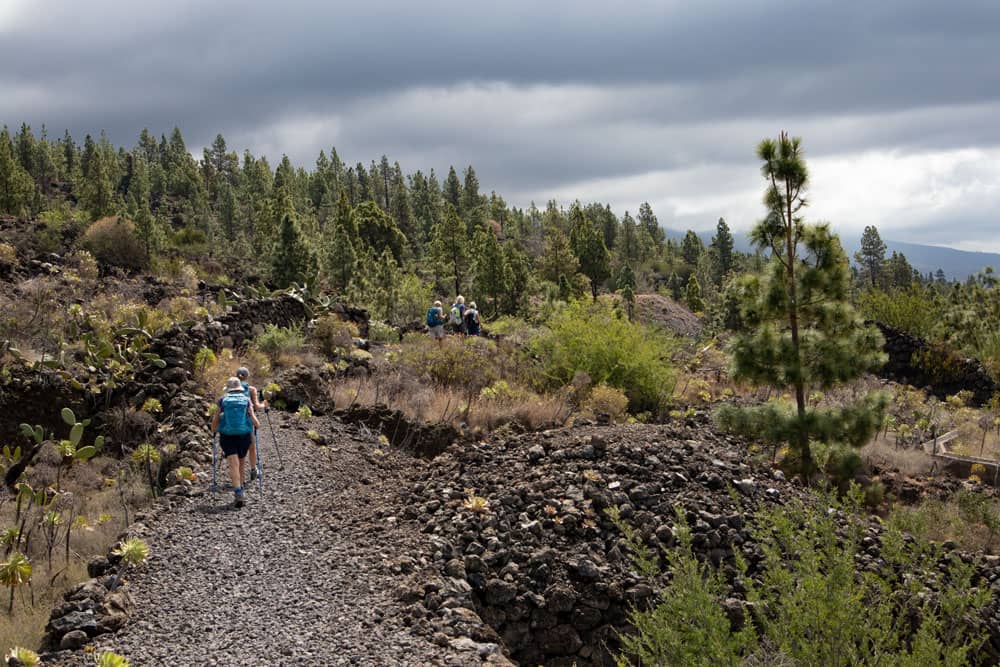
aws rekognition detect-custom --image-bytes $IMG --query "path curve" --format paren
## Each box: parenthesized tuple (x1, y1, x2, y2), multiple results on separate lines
(49, 413, 484, 666)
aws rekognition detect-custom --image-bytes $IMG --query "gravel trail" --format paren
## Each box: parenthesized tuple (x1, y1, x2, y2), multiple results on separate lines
(50, 413, 479, 666)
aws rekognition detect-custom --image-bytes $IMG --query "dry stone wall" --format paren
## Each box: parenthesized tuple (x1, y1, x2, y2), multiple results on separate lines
(873, 321, 999, 406)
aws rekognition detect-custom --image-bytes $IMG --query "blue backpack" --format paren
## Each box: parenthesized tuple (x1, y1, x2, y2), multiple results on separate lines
(219, 392, 251, 435)
(426, 308, 439, 327)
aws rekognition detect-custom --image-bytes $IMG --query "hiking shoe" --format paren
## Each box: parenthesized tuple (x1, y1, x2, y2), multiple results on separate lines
(234, 487, 245, 508)
(250, 467, 259, 481)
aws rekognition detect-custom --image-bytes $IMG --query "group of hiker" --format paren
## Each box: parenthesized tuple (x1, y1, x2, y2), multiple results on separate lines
(210, 366, 267, 508)
(426, 295, 481, 344)
(212, 298, 483, 507)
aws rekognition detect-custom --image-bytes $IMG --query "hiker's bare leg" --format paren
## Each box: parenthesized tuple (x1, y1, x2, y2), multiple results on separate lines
(226, 454, 241, 487)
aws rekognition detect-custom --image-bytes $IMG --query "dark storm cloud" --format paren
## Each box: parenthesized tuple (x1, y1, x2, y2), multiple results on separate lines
(2, 0, 1000, 247)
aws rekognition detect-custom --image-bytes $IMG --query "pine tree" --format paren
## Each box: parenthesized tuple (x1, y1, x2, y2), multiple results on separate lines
(616, 211, 640, 267)
(271, 213, 318, 288)
(81, 137, 118, 219)
(855, 225, 887, 288)
(710, 217, 735, 286)
(444, 166, 462, 212)
(472, 227, 510, 317)
(681, 230, 703, 266)
(127, 154, 157, 260)
(536, 228, 579, 284)
(371, 247, 400, 322)
(325, 220, 357, 292)
(716, 133, 887, 483)
(0, 126, 35, 216)
(503, 243, 531, 315)
(617, 264, 637, 321)
(569, 204, 611, 300)
(353, 200, 405, 262)
(431, 204, 470, 295)
(637, 202, 664, 254)
(685, 274, 704, 312)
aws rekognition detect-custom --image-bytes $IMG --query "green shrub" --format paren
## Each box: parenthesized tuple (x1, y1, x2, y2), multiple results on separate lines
(256, 324, 306, 360)
(398, 335, 500, 392)
(856, 285, 944, 339)
(0, 242, 16, 265)
(529, 299, 676, 412)
(367, 319, 398, 344)
(313, 316, 358, 357)
(80, 216, 148, 272)
(582, 384, 629, 423)
(614, 488, 987, 666)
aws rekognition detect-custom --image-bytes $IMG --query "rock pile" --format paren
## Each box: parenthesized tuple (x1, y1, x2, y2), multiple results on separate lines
(396, 418, 1000, 666)
(874, 321, 999, 406)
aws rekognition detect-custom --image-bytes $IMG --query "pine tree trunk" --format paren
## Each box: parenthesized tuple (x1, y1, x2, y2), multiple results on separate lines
(783, 178, 811, 483)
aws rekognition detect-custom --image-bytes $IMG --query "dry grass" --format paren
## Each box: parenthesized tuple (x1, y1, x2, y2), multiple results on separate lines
(331, 370, 569, 433)
(862, 434, 936, 477)
(0, 460, 151, 653)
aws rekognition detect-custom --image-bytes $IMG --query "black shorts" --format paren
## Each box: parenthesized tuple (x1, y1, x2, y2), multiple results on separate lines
(219, 432, 252, 459)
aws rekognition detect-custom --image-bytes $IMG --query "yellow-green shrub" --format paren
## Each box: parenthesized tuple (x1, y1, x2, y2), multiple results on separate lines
(582, 384, 629, 423)
(80, 216, 147, 272)
(313, 316, 359, 357)
(529, 299, 676, 412)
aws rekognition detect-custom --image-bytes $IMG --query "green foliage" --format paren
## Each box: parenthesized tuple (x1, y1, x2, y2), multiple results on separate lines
(367, 319, 398, 344)
(398, 335, 503, 392)
(581, 384, 629, 423)
(722, 134, 887, 481)
(569, 203, 611, 300)
(855, 224, 887, 287)
(4, 646, 41, 666)
(614, 490, 987, 667)
(130, 443, 161, 467)
(111, 537, 149, 568)
(856, 285, 945, 339)
(0, 126, 35, 216)
(685, 274, 704, 313)
(193, 347, 217, 380)
(529, 299, 676, 412)
(255, 324, 306, 360)
(94, 651, 131, 667)
(80, 216, 149, 272)
(295, 405, 313, 419)
(312, 315, 358, 357)
(0, 551, 32, 612)
(430, 204, 470, 295)
(271, 213, 318, 289)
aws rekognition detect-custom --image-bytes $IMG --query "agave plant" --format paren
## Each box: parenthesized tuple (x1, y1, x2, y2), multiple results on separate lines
(0, 551, 32, 613)
(4, 646, 41, 667)
(94, 651, 130, 667)
(109, 537, 149, 590)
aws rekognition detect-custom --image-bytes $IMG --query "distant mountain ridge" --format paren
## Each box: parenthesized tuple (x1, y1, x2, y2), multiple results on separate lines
(665, 228, 1000, 281)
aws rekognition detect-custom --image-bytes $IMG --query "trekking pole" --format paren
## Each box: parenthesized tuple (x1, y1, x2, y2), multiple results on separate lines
(254, 428, 264, 495)
(211, 432, 218, 498)
(265, 408, 284, 469)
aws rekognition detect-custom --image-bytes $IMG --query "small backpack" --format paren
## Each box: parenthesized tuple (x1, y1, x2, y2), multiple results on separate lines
(426, 308, 439, 327)
(450, 305, 462, 325)
(219, 392, 251, 435)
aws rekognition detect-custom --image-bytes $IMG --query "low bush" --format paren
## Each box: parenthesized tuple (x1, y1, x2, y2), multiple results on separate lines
(313, 316, 359, 357)
(581, 384, 629, 423)
(529, 299, 676, 412)
(256, 324, 306, 362)
(613, 488, 988, 666)
(80, 216, 148, 272)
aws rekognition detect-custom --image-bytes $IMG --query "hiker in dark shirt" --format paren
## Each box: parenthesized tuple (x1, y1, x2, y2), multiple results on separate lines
(464, 301, 481, 336)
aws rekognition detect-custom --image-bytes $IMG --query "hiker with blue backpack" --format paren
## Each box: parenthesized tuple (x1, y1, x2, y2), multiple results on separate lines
(426, 300, 447, 346)
(236, 366, 267, 482)
(211, 377, 261, 508)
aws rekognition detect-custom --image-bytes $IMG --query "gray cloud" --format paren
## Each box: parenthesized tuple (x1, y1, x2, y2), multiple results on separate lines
(2, 0, 1000, 248)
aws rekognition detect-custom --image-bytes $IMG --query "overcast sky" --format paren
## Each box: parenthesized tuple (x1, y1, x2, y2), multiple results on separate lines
(2, 0, 999, 250)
